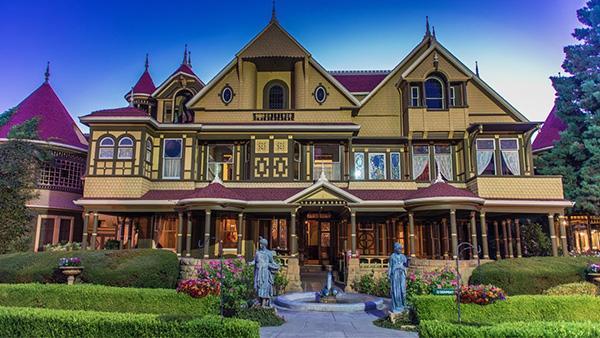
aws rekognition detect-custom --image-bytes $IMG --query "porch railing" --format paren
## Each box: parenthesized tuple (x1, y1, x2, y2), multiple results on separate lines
(359, 255, 389, 269)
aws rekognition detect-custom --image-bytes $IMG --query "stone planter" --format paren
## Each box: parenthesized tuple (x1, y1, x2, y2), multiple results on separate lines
(60, 266, 84, 285)
(587, 272, 600, 285)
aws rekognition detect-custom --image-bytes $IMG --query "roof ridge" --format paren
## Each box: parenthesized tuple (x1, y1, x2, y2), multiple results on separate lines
(329, 70, 391, 75)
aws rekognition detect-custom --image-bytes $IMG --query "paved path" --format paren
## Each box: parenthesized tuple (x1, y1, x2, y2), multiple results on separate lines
(260, 308, 418, 338)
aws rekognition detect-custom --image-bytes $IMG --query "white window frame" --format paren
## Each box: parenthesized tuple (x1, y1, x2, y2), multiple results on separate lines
(162, 138, 183, 179)
(117, 137, 134, 160)
(449, 86, 456, 107)
(145, 138, 152, 164)
(476, 138, 496, 175)
(425, 76, 445, 109)
(98, 137, 115, 159)
(410, 86, 420, 107)
(499, 138, 521, 176)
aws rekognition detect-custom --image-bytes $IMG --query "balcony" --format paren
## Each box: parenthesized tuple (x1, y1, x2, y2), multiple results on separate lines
(466, 175, 565, 200)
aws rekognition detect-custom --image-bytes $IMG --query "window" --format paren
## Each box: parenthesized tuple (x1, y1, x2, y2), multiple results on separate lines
(391, 152, 401, 180)
(98, 137, 115, 159)
(449, 83, 464, 107)
(145, 138, 152, 163)
(354, 152, 365, 179)
(410, 86, 420, 107)
(314, 85, 327, 104)
(271, 218, 288, 250)
(117, 137, 134, 159)
(163, 100, 173, 123)
(434, 145, 453, 180)
(264, 80, 288, 110)
(218, 217, 238, 249)
(207, 144, 234, 181)
(449, 87, 456, 107)
(500, 139, 520, 175)
(476, 139, 496, 175)
(412, 145, 430, 181)
(173, 90, 194, 123)
(293, 142, 301, 180)
(221, 86, 234, 105)
(313, 144, 341, 180)
(163, 139, 182, 179)
(368, 153, 386, 180)
(425, 77, 444, 109)
(38, 152, 85, 192)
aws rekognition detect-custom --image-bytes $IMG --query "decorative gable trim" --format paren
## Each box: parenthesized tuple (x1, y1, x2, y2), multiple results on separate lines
(153, 71, 204, 98)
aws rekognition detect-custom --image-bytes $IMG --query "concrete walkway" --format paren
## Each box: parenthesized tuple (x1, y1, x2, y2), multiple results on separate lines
(260, 308, 418, 338)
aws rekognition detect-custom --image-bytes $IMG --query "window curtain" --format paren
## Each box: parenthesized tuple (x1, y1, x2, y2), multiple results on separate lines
(435, 154, 453, 180)
(412, 155, 429, 179)
(501, 151, 520, 175)
(476, 151, 493, 175)
(163, 159, 181, 178)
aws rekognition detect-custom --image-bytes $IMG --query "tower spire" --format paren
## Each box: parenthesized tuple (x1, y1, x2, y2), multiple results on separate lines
(182, 44, 189, 65)
(188, 51, 192, 68)
(144, 53, 149, 72)
(44, 61, 50, 83)
(271, 0, 277, 22)
(425, 16, 431, 37)
(475, 61, 480, 77)
(432, 26, 436, 39)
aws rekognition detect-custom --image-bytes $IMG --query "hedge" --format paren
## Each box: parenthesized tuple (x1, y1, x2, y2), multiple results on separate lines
(413, 295, 600, 325)
(0, 306, 259, 338)
(420, 320, 600, 338)
(544, 282, 598, 296)
(469, 256, 600, 294)
(0, 284, 218, 317)
(0, 249, 179, 288)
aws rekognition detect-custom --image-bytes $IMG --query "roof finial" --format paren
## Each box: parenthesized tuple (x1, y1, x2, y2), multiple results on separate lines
(129, 87, 134, 107)
(475, 61, 480, 77)
(433, 167, 445, 184)
(44, 61, 50, 83)
(144, 53, 149, 71)
(188, 51, 192, 68)
(211, 168, 223, 185)
(271, 0, 277, 22)
(432, 26, 436, 39)
(318, 162, 328, 182)
(425, 16, 431, 37)
(182, 44, 189, 65)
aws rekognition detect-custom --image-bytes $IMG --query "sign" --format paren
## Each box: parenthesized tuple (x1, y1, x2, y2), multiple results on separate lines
(432, 288, 455, 296)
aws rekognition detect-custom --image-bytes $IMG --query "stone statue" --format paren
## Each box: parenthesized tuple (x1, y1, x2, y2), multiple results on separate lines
(253, 236, 280, 307)
(388, 242, 408, 313)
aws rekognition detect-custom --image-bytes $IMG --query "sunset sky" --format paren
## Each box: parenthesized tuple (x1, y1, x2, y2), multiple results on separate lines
(0, 0, 586, 131)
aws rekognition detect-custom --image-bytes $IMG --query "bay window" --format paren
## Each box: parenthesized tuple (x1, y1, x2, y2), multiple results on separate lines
(98, 137, 115, 159)
(117, 137, 134, 160)
(207, 144, 234, 181)
(434, 145, 453, 180)
(163, 139, 182, 179)
(412, 145, 430, 181)
(354, 152, 365, 179)
(368, 153, 386, 180)
(313, 144, 341, 180)
(500, 139, 520, 175)
(391, 152, 401, 180)
(476, 139, 496, 175)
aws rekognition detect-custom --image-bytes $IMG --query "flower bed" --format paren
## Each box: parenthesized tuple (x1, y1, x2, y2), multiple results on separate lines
(177, 278, 220, 298)
(458, 285, 506, 305)
(586, 263, 600, 273)
(407, 267, 458, 302)
(59, 257, 81, 267)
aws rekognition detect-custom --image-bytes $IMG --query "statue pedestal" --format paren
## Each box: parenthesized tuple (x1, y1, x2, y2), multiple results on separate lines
(286, 257, 302, 292)
(389, 310, 409, 324)
(345, 257, 360, 293)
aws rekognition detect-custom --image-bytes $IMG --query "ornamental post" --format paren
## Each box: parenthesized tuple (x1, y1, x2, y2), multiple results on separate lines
(548, 213, 558, 257)
(204, 210, 212, 258)
(480, 212, 489, 259)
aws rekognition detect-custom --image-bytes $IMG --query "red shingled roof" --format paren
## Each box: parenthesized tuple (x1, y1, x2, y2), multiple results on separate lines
(172, 64, 197, 78)
(84, 106, 148, 118)
(407, 182, 479, 200)
(0, 82, 87, 150)
(130, 70, 156, 96)
(532, 106, 566, 152)
(330, 71, 390, 93)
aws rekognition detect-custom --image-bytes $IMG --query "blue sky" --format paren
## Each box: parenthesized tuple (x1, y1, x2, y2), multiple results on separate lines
(0, 0, 585, 131)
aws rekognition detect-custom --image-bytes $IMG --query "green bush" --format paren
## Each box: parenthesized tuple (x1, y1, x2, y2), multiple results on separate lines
(413, 295, 600, 325)
(469, 256, 600, 294)
(0, 306, 259, 338)
(0, 284, 218, 316)
(419, 320, 600, 338)
(544, 282, 598, 296)
(352, 272, 390, 297)
(0, 249, 179, 288)
(236, 307, 285, 327)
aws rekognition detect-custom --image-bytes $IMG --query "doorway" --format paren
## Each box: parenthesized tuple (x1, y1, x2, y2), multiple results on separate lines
(303, 212, 334, 266)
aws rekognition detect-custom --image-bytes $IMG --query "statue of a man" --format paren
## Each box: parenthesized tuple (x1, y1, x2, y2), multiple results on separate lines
(253, 237, 280, 307)
(388, 242, 409, 313)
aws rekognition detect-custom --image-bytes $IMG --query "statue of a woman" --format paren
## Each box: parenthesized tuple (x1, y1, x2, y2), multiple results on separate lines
(253, 237, 280, 307)
(388, 242, 409, 312)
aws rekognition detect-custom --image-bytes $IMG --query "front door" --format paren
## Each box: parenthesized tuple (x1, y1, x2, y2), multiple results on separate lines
(303, 213, 334, 266)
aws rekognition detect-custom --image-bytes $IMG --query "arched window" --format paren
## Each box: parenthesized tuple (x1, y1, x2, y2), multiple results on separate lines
(173, 90, 194, 123)
(424, 76, 445, 109)
(263, 80, 289, 110)
(145, 138, 153, 163)
(98, 137, 115, 159)
(117, 137, 134, 159)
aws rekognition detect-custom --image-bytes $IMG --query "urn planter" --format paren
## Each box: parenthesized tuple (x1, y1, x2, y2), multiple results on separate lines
(587, 272, 600, 285)
(60, 266, 84, 285)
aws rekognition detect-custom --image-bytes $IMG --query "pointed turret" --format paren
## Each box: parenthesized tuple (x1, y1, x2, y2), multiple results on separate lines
(126, 54, 156, 99)
(424, 16, 431, 38)
(174, 44, 197, 77)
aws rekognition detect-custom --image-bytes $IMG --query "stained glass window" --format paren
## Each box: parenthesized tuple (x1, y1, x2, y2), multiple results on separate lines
(391, 152, 401, 180)
(354, 152, 364, 179)
(368, 153, 386, 180)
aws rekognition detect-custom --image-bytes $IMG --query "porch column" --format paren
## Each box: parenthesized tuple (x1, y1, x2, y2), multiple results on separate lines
(237, 212, 244, 255)
(559, 214, 568, 256)
(130, 219, 136, 249)
(408, 211, 416, 257)
(515, 218, 523, 258)
(548, 213, 559, 256)
(350, 211, 357, 255)
(176, 211, 184, 256)
(204, 210, 212, 258)
(117, 218, 124, 249)
(290, 211, 298, 256)
(82, 212, 90, 250)
(493, 221, 501, 259)
(375, 223, 381, 255)
(507, 219, 514, 258)
(501, 220, 509, 258)
(450, 209, 458, 259)
(186, 212, 193, 257)
(91, 212, 98, 250)
(480, 212, 489, 259)
(442, 218, 449, 259)
(470, 212, 479, 259)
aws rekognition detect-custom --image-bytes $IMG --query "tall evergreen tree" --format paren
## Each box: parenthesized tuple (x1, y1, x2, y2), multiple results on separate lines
(537, 0, 600, 215)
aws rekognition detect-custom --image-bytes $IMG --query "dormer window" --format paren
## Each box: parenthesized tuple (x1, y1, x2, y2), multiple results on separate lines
(263, 80, 289, 110)
(425, 76, 445, 109)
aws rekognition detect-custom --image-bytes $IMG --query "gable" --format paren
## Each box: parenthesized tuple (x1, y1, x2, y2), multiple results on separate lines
(190, 64, 240, 110)
(238, 21, 309, 58)
(404, 49, 469, 81)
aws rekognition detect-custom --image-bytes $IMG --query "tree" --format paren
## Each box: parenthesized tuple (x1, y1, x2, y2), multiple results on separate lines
(520, 222, 551, 257)
(0, 114, 48, 253)
(537, 0, 600, 215)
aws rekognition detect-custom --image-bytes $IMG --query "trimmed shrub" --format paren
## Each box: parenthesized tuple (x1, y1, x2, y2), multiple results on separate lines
(0, 249, 179, 288)
(469, 256, 600, 294)
(544, 282, 598, 296)
(0, 284, 218, 316)
(0, 306, 259, 338)
(237, 307, 285, 327)
(413, 295, 600, 324)
(419, 320, 600, 338)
